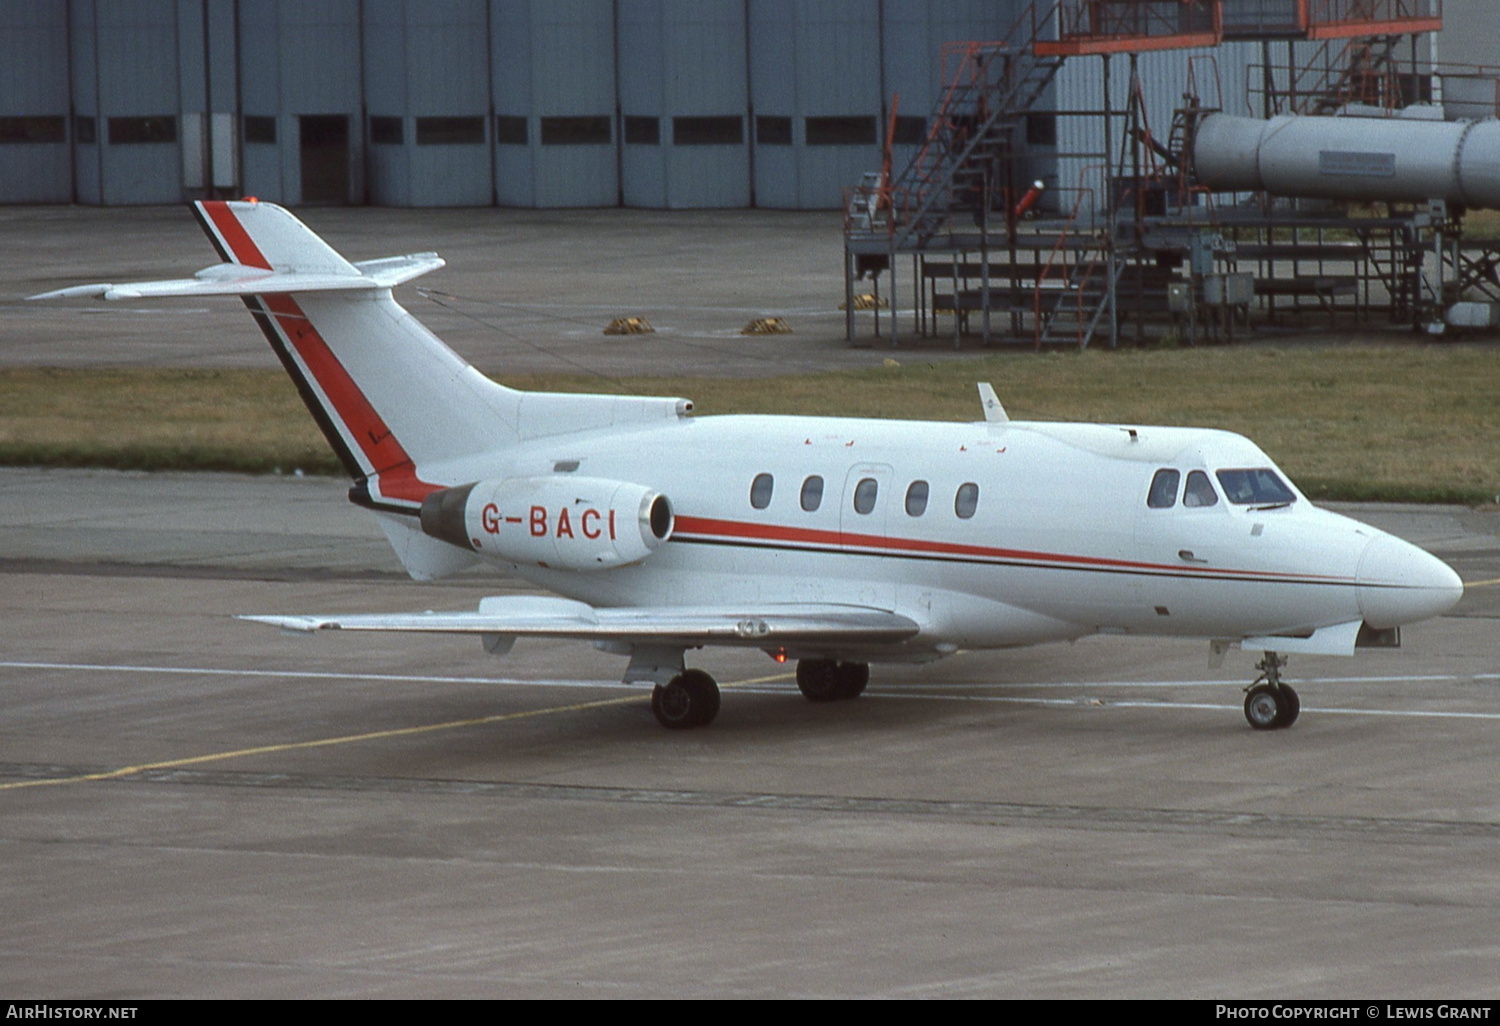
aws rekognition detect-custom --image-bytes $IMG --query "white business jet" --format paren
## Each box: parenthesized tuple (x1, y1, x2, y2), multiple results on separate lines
(34, 201, 1464, 731)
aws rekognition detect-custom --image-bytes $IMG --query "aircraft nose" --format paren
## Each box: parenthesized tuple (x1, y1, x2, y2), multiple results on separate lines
(1357, 533, 1465, 628)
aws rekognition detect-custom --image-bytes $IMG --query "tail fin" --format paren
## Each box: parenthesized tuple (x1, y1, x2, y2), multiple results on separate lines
(194, 198, 360, 275)
(32, 200, 694, 523)
(191, 200, 524, 514)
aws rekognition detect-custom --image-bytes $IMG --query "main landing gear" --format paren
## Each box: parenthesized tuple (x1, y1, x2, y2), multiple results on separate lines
(1243, 652, 1300, 730)
(795, 658, 870, 703)
(648, 658, 873, 729)
(651, 669, 721, 730)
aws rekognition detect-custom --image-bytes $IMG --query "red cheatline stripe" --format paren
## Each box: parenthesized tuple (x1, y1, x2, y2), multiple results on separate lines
(671, 514, 1355, 585)
(200, 201, 271, 270)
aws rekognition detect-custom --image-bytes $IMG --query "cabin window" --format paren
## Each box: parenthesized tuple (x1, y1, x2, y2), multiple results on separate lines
(800, 475, 823, 512)
(853, 477, 878, 515)
(1183, 471, 1219, 508)
(1147, 468, 1180, 509)
(905, 480, 929, 517)
(1217, 468, 1295, 506)
(955, 482, 979, 519)
(750, 473, 774, 509)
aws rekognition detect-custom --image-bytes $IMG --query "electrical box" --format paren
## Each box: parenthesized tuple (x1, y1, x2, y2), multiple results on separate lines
(1204, 273, 1253, 307)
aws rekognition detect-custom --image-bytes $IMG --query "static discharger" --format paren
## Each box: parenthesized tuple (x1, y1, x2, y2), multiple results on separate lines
(840, 293, 887, 311)
(741, 317, 792, 335)
(603, 316, 654, 335)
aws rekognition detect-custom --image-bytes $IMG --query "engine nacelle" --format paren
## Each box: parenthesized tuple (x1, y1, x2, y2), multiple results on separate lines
(420, 476, 673, 571)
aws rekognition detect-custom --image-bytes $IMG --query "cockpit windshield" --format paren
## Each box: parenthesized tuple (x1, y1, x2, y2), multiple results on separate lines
(1216, 468, 1296, 506)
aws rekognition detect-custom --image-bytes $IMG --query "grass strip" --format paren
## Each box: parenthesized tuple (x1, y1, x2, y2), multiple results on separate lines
(2, 345, 1496, 505)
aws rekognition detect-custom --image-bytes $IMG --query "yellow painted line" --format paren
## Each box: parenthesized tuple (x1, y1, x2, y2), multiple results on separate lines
(1463, 577, 1500, 589)
(0, 671, 794, 793)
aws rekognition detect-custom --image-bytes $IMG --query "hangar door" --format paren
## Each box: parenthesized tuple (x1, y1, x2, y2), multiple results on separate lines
(299, 115, 349, 204)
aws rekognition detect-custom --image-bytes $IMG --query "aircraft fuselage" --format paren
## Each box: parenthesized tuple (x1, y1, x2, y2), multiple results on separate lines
(427, 412, 1459, 663)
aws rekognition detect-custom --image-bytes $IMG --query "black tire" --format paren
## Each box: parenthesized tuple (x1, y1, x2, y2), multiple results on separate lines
(651, 669, 720, 729)
(679, 668, 721, 727)
(652, 681, 694, 730)
(834, 661, 870, 700)
(1244, 683, 1288, 730)
(1276, 684, 1300, 728)
(796, 659, 842, 703)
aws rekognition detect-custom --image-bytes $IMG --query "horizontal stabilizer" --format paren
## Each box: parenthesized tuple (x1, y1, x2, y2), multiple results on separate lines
(240, 597, 920, 648)
(28, 254, 444, 301)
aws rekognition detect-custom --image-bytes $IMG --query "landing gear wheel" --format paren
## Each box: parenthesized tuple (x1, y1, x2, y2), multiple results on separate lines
(1244, 684, 1288, 730)
(1244, 652, 1298, 730)
(796, 659, 842, 703)
(1277, 683, 1300, 728)
(834, 661, 869, 699)
(651, 669, 721, 729)
(797, 659, 870, 702)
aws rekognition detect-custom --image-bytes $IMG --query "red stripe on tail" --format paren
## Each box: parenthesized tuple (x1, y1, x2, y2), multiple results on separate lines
(200, 201, 272, 270)
(260, 294, 437, 505)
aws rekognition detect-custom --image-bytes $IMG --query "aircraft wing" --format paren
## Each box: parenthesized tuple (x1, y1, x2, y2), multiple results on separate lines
(239, 595, 921, 648)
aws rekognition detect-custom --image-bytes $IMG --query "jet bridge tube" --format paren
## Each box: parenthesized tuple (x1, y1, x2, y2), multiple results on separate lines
(1192, 113, 1500, 211)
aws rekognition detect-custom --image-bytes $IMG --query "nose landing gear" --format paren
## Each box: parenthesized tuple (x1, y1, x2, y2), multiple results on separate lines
(1244, 652, 1300, 730)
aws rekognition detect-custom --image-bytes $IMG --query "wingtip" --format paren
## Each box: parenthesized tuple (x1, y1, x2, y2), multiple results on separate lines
(236, 614, 331, 633)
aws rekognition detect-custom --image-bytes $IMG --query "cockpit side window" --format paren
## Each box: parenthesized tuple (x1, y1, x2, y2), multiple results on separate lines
(1147, 468, 1180, 509)
(1183, 470, 1219, 508)
(1216, 468, 1295, 506)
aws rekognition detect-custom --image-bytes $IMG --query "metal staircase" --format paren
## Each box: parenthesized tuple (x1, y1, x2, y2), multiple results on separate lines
(885, 39, 1065, 252)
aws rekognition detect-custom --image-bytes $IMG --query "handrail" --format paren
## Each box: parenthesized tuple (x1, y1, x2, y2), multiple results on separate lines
(1033, 167, 1104, 349)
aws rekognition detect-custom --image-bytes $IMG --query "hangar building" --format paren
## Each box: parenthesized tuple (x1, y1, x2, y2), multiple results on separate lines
(0, 0, 1029, 207)
(0, 1, 1477, 210)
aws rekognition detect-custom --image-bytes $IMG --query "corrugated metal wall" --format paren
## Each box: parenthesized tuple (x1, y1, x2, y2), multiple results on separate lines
(238, 0, 364, 205)
(750, 0, 882, 209)
(493, 0, 619, 208)
(74, 0, 185, 204)
(0, 1, 71, 202)
(619, 0, 750, 208)
(0, 0, 1465, 209)
(365, 0, 493, 207)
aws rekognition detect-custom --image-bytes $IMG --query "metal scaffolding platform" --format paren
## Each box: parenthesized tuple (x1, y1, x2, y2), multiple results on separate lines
(842, 0, 1475, 350)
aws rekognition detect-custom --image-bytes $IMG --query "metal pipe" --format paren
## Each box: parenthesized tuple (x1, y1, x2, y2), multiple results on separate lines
(1193, 112, 1500, 210)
